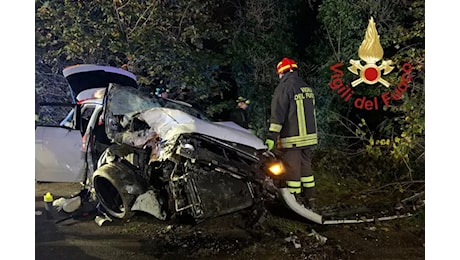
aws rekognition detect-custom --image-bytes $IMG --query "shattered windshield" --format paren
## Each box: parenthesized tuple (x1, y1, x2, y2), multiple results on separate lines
(108, 84, 162, 115)
(107, 84, 210, 121)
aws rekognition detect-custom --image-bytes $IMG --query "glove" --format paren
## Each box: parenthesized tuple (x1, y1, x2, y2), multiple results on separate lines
(265, 139, 275, 150)
(265, 132, 278, 151)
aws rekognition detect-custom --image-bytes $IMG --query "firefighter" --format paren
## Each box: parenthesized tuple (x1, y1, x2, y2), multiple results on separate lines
(230, 96, 251, 129)
(265, 57, 318, 209)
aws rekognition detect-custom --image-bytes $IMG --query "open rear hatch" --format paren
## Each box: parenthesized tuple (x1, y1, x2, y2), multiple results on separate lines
(63, 64, 137, 101)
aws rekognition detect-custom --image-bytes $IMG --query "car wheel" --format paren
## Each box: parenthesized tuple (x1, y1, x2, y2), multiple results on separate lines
(92, 162, 140, 219)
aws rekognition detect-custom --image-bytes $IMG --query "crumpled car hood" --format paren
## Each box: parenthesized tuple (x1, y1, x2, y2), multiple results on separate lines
(137, 107, 267, 150)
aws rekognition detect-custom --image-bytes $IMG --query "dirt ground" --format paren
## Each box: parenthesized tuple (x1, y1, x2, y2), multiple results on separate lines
(35, 182, 425, 260)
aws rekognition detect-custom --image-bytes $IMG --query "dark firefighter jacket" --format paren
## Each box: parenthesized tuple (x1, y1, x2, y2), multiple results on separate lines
(269, 71, 318, 149)
(230, 107, 250, 129)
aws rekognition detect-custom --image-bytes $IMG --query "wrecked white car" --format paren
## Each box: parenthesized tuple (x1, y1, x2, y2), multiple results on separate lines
(37, 64, 289, 225)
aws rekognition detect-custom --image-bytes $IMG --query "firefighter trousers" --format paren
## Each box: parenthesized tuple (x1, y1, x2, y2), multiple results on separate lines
(283, 147, 316, 198)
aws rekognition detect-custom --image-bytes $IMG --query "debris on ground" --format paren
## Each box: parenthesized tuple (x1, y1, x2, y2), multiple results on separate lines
(307, 229, 328, 245)
(95, 212, 113, 226)
(284, 233, 302, 249)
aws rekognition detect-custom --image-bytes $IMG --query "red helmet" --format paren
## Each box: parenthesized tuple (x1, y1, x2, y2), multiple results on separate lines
(276, 57, 298, 75)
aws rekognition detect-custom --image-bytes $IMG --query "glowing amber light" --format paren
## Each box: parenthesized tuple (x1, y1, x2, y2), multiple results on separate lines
(268, 163, 284, 176)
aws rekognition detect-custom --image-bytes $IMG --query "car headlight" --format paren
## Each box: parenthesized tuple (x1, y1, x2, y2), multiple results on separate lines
(266, 161, 285, 177)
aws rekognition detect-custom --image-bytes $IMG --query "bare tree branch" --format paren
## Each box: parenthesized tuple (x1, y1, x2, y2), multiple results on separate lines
(127, 1, 157, 38)
(113, 0, 129, 42)
(324, 24, 340, 62)
(177, 2, 192, 37)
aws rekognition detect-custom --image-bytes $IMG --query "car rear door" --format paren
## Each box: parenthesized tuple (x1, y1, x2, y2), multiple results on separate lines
(35, 65, 137, 182)
(35, 127, 84, 182)
(35, 102, 84, 182)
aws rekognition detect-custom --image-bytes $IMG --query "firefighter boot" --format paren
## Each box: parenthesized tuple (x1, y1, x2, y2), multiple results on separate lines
(302, 189, 316, 211)
(286, 180, 305, 206)
(293, 193, 307, 207)
(305, 198, 316, 211)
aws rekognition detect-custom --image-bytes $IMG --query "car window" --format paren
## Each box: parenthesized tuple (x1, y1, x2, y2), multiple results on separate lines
(60, 108, 75, 127)
(107, 84, 210, 121)
(81, 104, 95, 120)
(38, 103, 74, 127)
(108, 85, 162, 115)
(59, 103, 99, 128)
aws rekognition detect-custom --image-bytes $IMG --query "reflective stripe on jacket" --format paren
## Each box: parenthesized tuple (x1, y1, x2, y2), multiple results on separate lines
(269, 71, 317, 149)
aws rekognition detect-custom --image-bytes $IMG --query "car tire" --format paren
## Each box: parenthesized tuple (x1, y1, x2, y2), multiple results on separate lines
(92, 162, 144, 219)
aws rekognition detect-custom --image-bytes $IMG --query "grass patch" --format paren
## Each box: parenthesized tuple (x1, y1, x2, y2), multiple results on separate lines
(315, 169, 371, 207)
(264, 214, 311, 235)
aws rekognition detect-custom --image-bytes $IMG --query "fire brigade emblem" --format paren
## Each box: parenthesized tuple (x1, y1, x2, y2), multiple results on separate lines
(348, 17, 394, 88)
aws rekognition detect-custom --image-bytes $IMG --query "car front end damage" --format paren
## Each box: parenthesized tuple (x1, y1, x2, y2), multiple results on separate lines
(90, 86, 284, 224)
